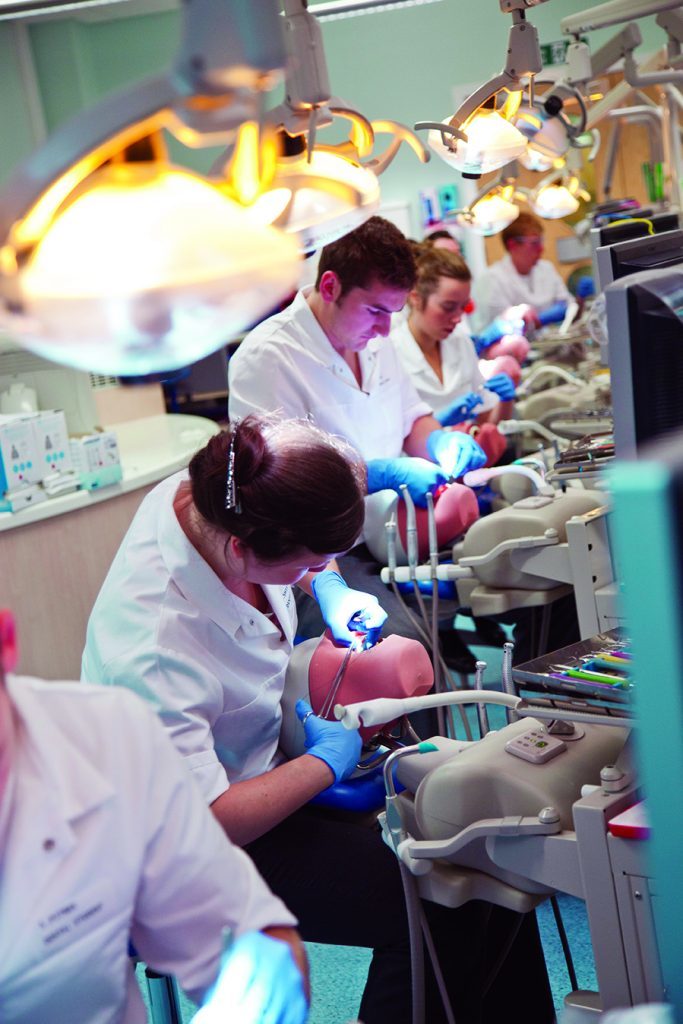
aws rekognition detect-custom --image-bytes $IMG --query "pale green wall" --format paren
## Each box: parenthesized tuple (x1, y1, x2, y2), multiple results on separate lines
(0, 0, 671, 214)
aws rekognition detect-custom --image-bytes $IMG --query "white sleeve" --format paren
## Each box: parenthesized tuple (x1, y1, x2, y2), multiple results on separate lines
(101, 647, 230, 805)
(472, 266, 513, 327)
(552, 265, 572, 304)
(129, 699, 297, 1006)
(384, 345, 433, 438)
(228, 336, 309, 423)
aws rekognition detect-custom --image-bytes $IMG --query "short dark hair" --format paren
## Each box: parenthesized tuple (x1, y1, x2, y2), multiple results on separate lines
(501, 211, 544, 250)
(189, 415, 366, 562)
(424, 229, 456, 244)
(315, 216, 416, 297)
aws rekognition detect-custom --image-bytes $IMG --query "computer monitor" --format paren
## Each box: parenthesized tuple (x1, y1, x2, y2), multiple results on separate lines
(605, 267, 683, 456)
(590, 211, 680, 291)
(596, 227, 683, 292)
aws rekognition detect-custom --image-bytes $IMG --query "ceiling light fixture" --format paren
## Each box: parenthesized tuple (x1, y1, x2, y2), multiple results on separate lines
(453, 160, 523, 235)
(415, 0, 549, 177)
(212, 0, 429, 252)
(311, 0, 443, 20)
(0, 0, 306, 376)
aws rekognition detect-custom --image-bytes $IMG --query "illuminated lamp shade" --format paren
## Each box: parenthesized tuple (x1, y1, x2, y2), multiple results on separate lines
(457, 194, 519, 236)
(519, 145, 555, 172)
(246, 149, 381, 251)
(5, 164, 301, 376)
(515, 106, 568, 172)
(428, 111, 527, 176)
(529, 183, 579, 219)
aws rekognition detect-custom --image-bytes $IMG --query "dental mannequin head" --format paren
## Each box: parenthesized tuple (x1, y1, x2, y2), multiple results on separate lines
(183, 415, 365, 586)
(279, 631, 434, 756)
(310, 216, 416, 354)
(407, 246, 472, 346)
(502, 212, 545, 276)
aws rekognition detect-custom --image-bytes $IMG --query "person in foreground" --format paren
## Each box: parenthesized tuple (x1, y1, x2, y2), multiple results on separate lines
(83, 415, 555, 1024)
(0, 608, 308, 1024)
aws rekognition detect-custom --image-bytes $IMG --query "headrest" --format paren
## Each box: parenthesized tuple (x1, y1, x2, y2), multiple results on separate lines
(365, 482, 479, 564)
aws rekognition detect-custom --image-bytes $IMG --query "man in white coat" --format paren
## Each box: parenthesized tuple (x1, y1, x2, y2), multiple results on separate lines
(0, 609, 308, 1024)
(472, 211, 571, 330)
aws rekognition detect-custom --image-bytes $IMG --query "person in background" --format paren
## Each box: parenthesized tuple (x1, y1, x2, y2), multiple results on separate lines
(423, 227, 462, 254)
(391, 244, 516, 428)
(82, 414, 555, 1024)
(472, 211, 571, 330)
(228, 216, 489, 672)
(0, 608, 308, 1024)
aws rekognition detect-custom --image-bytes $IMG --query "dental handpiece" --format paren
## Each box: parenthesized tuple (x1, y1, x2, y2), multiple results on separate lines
(399, 484, 418, 573)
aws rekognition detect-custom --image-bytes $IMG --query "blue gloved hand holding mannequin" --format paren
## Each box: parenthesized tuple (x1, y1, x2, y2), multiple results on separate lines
(538, 300, 568, 326)
(434, 391, 483, 427)
(472, 314, 525, 355)
(312, 569, 387, 647)
(192, 929, 309, 1024)
(296, 698, 362, 783)
(484, 372, 516, 402)
(426, 429, 487, 479)
(367, 457, 447, 508)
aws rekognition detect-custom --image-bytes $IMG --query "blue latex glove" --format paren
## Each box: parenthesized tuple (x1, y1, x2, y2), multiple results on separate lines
(472, 314, 524, 355)
(311, 569, 387, 647)
(426, 429, 487, 479)
(434, 390, 483, 427)
(296, 698, 362, 783)
(538, 300, 568, 326)
(193, 930, 307, 1024)
(484, 372, 516, 402)
(367, 456, 447, 508)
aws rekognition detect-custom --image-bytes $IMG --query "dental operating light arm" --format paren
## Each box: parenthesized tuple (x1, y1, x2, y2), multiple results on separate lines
(271, 0, 428, 170)
(562, 0, 683, 36)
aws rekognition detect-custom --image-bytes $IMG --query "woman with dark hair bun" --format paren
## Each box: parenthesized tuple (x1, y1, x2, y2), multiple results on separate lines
(83, 414, 379, 844)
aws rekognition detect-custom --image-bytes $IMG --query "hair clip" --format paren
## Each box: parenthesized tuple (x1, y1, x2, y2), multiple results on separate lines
(225, 425, 242, 514)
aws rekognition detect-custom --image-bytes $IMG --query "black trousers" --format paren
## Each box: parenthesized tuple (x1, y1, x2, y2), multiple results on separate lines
(246, 806, 555, 1024)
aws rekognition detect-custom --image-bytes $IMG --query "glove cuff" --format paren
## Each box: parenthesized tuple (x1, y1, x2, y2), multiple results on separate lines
(304, 747, 340, 784)
(311, 569, 344, 602)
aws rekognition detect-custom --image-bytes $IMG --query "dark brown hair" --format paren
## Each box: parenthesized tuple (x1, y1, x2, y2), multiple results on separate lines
(189, 415, 366, 562)
(411, 245, 471, 307)
(501, 211, 544, 249)
(315, 215, 416, 297)
(424, 229, 457, 244)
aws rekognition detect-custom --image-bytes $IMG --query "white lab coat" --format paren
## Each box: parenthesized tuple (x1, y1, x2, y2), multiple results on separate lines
(389, 317, 499, 417)
(228, 287, 431, 462)
(82, 471, 297, 805)
(472, 253, 571, 329)
(0, 675, 295, 1024)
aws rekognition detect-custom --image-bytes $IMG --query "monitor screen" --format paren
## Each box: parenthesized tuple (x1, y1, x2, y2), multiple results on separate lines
(605, 267, 683, 455)
(590, 212, 680, 291)
(595, 227, 683, 292)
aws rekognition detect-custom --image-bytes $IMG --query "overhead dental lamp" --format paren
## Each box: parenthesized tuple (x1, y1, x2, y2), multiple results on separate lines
(415, 0, 549, 176)
(0, 0, 306, 376)
(215, 0, 428, 252)
(529, 157, 590, 219)
(454, 161, 523, 235)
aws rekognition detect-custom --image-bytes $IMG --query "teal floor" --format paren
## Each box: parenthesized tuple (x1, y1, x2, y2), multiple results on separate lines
(139, 623, 598, 1022)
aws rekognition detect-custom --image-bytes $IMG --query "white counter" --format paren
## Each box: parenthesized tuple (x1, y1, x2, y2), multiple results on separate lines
(0, 413, 219, 532)
(0, 413, 220, 679)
